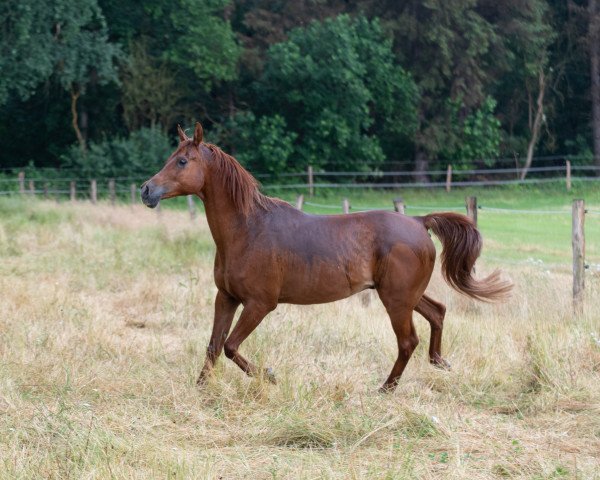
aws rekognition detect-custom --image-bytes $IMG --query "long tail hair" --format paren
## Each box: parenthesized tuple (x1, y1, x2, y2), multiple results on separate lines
(421, 213, 512, 302)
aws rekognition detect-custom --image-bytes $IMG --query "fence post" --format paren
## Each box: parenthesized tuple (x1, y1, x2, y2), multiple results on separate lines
(28, 180, 35, 195)
(90, 179, 97, 204)
(70, 181, 76, 201)
(108, 179, 116, 206)
(43, 183, 49, 200)
(296, 194, 304, 210)
(18, 172, 25, 194)
(342, 198, 350, 214)
(187, 195, 196, 220)
(566, 160, 572, 192)
(466, 196, 478, 227)
(130, 183, 136, 204)
(393, 197, 405, 214)
(308, 165, 314, 197)
(445, 165, 452, 192)
(572, 199, 585, 315)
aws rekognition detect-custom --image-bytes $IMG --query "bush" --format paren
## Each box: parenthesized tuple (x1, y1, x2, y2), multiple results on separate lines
(61, 127, 174, 178)
(213, 112, 298, 176)
(254, 14, 418, 172)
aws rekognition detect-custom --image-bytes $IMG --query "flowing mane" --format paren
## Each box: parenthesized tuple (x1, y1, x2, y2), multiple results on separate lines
(205, 143, 279, 215)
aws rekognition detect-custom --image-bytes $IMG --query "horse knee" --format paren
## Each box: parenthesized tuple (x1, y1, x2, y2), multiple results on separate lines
(399, 335, 419, 358)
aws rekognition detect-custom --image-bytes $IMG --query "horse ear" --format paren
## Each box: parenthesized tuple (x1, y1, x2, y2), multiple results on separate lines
(177, 124, 187, 143)
(193, 122, 203, 146)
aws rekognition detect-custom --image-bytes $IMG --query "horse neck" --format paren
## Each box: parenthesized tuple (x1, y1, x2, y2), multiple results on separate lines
(201, 166, 250, 252)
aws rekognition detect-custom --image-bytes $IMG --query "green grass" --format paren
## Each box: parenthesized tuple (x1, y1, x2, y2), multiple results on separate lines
(267, 179, 600, 210)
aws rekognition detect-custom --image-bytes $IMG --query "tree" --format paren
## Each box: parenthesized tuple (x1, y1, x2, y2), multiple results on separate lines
(255, 14, 418, 172)
(440, 96, 502, 168)
(0, 0, 120, 152)
(100, 0, 241, 131)
(121, 39, 187, 132)
(160, 0, 241, 91)
(352, 0, 558, 176)
(0, 1, 54, 105)
(477, 0, 555, 179)
(52, 0, 121, 151)
(214, 112, 298, 175)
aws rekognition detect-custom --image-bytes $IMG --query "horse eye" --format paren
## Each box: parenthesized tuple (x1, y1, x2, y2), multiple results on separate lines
(178, 158, 188, 167)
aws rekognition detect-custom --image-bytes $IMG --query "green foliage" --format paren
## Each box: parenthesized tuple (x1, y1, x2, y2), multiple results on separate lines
(163, 0, 241, 90)
(61, 127, 174, 177)
(0, 1, 54, 104)
(385, 0, 503, 160)
(485, 0, 556, 157)
(0, 0, 596, 176)
(51, 0, 121, 92)
(121, 39, 186, 131)
(565, 135, 595, 165)
(218, 112, 297, 175)
(256, 14, 418, 172)
(440, 96, 501, 168)
(0, 0, 120, 103)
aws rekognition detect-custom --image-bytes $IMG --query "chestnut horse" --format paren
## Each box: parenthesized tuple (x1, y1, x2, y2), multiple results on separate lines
(141, 123, 511, 391)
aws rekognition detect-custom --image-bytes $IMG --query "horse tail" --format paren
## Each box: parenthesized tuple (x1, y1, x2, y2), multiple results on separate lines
(421, 212, 512, 302)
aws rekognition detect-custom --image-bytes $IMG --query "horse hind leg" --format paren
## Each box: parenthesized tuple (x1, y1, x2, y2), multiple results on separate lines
(377, 297, 420, 392)
(223, 301, 277, 384)
(415, 294, 451, 370)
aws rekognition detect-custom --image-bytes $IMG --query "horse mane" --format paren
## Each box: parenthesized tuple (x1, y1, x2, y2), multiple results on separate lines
(205, 143, 279, 215)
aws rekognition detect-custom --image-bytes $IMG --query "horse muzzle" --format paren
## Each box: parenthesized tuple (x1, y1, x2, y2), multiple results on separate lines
(140, 181, 165, 209)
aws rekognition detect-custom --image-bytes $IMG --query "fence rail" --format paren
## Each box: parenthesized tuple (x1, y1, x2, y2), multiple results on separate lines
(1, 162, 599, 198)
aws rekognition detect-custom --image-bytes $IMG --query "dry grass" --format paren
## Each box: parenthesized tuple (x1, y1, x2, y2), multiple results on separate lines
(0, 199, 599, 479)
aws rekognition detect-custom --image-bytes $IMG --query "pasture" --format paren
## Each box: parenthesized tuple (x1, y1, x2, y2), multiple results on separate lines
(0, 185, 599, 479)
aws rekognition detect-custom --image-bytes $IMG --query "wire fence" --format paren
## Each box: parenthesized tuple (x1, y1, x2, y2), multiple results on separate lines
(1, 161, 600, 199)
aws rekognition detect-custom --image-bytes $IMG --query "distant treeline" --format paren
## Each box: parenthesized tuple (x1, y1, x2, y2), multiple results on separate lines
(1, 0, 599, 179)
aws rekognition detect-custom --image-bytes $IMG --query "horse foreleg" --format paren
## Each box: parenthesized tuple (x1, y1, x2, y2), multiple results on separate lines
(223, 301, 277, 383)
(414, 294, 451, 370)
(197, 290, 240, 385)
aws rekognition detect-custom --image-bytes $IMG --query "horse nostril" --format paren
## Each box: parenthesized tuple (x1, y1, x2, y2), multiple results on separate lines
(142, 184, 149, 196)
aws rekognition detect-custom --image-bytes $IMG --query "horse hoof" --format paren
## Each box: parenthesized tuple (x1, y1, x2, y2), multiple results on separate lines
(264, 367, 277, 384)
(430, 356, 452, 370)
(378, 383, 396, 394)
(196, 369, 213, 386)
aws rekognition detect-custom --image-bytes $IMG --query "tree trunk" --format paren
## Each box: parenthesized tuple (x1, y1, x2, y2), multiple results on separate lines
(590, 0, 600, 172)
(413, 148, 430, 183)
(80, 109, 88, 145)
(70, 85, 86, 153)
(520, 70, 546, 180)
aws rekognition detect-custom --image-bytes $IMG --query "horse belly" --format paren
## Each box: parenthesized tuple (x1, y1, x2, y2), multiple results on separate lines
(278, 258, 374, 305)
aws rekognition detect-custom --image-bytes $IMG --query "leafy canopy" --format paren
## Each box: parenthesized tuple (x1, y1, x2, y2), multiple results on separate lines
(0, 0, 120, 103)
(256, 14, 418, 172)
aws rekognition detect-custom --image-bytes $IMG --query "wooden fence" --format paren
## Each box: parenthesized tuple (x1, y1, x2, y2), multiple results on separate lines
(2, 162, 600, 200)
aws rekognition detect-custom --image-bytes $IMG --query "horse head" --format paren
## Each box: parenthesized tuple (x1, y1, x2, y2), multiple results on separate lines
(141, 122, 206, 208)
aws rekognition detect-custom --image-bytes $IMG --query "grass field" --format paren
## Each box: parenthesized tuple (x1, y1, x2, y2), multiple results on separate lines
(0, 185, 599, 479)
